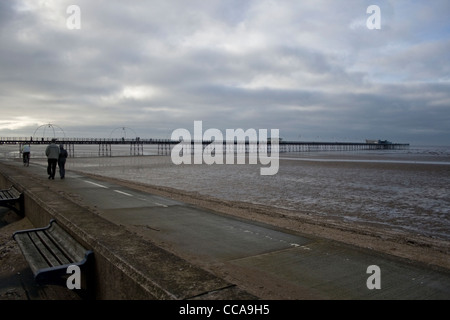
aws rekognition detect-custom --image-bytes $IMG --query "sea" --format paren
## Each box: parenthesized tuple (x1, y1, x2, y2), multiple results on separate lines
(1, 143, 449, 241)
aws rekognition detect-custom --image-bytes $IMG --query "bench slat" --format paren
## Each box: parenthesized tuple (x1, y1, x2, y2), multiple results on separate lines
(0, 188, 19, 199)
(14, 233, 52, 275)
(31, 231, 72, 266)
(46, 223, 87, 262)
(28, 232, 63, 267)
(41, 230, 74, 264)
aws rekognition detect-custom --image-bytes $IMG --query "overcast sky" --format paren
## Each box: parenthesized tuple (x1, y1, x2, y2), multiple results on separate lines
(1, 0, 449, 145)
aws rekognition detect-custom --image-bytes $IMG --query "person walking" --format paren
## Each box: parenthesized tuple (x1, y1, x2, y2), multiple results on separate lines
(45, 138, 59, 180)
(58, 144, 68, 179)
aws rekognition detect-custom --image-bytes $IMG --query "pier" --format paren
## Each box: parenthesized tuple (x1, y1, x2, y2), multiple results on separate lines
(0, 137, 409, 157)
(0, 122, 410, 157)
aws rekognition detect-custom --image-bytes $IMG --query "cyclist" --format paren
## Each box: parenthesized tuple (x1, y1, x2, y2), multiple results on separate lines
(22, 143, 31, 166)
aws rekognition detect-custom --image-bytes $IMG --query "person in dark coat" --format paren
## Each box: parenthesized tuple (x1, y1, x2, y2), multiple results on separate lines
(58, 144, 68, 179)
(45, 139, 59, 179)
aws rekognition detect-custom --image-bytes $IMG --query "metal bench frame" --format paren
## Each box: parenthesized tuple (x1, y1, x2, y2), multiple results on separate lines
(13, 219, 94, 299)
(0, 186, 24, 215)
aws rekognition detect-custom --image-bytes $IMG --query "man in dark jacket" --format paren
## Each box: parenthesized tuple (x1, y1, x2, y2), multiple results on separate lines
(45, 138, 59, 179)
(58, 144, 68, 179)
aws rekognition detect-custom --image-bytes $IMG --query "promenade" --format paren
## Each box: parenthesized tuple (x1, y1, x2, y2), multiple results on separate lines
(0, 158, 449, 300)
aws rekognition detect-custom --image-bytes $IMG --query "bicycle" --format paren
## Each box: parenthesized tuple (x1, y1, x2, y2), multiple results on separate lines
(23, 152, 30, 167)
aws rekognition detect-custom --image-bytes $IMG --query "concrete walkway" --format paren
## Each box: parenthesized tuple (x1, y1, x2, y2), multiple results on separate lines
(2, 159, 450, 299)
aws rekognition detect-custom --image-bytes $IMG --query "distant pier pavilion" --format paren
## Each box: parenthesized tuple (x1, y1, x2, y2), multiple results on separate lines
(0, 137, 410, 157)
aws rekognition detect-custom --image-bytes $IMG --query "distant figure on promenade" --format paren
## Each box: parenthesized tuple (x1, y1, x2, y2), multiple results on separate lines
(45, 138, 59, 180)
(22, 143, 31, 166)
(58, 144, 68, 179)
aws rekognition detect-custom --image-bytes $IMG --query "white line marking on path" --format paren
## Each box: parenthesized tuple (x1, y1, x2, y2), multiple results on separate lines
(84, 180, 169, 206)
(114, 190, 133, 197)
(137, 197, 169, 207)
(154, 202, 168, 208)
(84, 180, 108, 188)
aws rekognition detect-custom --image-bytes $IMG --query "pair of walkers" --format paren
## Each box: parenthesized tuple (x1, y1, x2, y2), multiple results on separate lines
(45, 139, 68, 180)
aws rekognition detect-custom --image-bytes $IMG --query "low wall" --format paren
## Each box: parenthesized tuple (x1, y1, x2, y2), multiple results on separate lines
(0, 162, 254, 300)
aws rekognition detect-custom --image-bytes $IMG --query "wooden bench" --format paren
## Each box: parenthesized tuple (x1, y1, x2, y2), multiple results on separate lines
(13, 219, 94, 299)
(0, 186, 24, 215)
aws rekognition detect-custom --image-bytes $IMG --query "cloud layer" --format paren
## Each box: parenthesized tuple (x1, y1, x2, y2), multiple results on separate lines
(1, 0, 449, 144)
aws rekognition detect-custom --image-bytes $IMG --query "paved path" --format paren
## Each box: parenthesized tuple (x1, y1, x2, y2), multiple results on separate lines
(5, 160, 450, 299)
